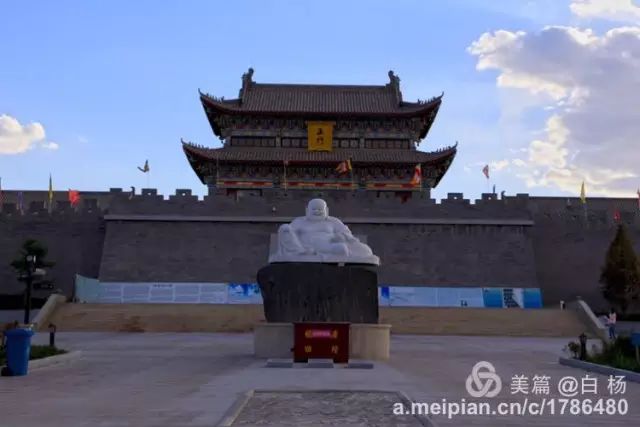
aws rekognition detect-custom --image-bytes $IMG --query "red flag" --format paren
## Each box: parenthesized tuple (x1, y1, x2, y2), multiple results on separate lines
(410, 164, 422, 186)
(613, 208, 621, 222)
(482, 164, 490, 179)
(68, 190, 80, 207)
(335, 159, 352, 175)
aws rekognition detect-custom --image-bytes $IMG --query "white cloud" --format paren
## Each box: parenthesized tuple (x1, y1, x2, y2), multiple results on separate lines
(490, 159, 510, 171)
(0, 114, 58, 154)
(42, 141, 59, 150)
(570, 0, 640, 23)
(468, 25, 640, 197)
(513, 158, 527, 167)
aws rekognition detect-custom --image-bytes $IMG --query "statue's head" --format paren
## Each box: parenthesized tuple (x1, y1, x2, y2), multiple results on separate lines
(306, 199, 328, 221)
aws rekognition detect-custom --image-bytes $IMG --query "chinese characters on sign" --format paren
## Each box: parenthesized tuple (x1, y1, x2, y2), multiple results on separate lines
(307, 121, 334, 152)
(293, 322, 349, 363)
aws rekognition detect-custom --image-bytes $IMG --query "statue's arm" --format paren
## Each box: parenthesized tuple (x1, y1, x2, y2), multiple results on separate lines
(329, 217, 358, 242)
(287, 219, 315, 253)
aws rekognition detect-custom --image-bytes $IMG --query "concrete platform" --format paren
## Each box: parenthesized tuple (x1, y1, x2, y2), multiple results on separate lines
(2, 332, 639, 427)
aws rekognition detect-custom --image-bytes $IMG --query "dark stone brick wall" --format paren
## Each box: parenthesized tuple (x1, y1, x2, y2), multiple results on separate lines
(1, 188, 639, 310)
(527, 197, 640, 312)
(98, 220, 537, 288)
(351, 222, 536, 287)
(0, 211, 105, 296)
(98, 220, 274, 282)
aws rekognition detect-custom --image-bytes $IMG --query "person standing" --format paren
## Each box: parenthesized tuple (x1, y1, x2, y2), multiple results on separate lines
(606, 309, 617, 340)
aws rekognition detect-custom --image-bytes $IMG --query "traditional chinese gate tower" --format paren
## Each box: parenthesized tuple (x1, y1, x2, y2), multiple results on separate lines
(182, 68, 456, 196)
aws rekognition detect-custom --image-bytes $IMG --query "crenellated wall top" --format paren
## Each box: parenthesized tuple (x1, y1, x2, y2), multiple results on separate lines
(0, 188, 637, 228)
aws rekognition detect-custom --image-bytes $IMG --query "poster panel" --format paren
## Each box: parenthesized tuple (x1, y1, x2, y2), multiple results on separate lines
(227, 283, 263, 304)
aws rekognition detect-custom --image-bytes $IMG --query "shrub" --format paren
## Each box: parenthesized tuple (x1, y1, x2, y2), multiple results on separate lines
(565, 341, 580, 359)
(600, 225, 640, 313)
(587, 337, 640, 373)
(0, 345, 67, 366)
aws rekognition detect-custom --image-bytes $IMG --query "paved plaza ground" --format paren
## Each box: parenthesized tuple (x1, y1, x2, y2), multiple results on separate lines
(1, 332, 639, 426)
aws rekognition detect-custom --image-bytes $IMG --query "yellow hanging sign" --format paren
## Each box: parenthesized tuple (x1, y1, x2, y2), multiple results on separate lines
(307, 121, 334, 151)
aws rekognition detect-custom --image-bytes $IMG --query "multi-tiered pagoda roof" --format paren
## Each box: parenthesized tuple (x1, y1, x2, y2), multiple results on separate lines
(183, 69, 456, 191)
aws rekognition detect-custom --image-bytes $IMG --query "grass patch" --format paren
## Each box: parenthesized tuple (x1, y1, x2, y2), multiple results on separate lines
(0, 345, 67, 366)
(586, 337, 640, 373)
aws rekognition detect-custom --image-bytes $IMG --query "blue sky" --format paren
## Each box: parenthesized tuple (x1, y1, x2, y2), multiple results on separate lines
(1, 0, 638, 199)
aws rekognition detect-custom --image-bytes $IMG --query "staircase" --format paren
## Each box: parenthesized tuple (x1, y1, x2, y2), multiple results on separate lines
(380, 307, 590, 337)
(50, 303, 592, 337)
(49, 303, 265, 333)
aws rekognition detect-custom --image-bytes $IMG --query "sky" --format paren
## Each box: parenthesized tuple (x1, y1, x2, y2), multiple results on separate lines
(1, 0, 639, 200)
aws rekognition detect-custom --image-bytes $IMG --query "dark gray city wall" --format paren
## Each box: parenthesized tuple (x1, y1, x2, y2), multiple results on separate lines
(1, 188, 639, 311)
(528, 197, 640, 312)
(98, 219, 537, 288)
(99, 188, 536, 287)
(0, 210, 105, 296)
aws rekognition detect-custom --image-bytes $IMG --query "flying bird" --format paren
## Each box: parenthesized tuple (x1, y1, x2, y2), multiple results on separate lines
(137, 160, 150, 173)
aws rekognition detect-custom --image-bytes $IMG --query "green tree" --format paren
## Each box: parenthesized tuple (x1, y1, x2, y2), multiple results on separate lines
(10, 239, 55, 277)
(600, 225, 640, 313)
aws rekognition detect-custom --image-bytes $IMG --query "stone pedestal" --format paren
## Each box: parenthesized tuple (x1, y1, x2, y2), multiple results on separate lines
(257, 263, 379, 324)
(349, 323, 391, 360)
(253, 322, 294, 359)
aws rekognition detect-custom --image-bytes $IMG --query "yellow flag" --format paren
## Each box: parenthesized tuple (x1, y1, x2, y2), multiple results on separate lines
(307, 121, 334, 152)
(580, 181, 586, 204)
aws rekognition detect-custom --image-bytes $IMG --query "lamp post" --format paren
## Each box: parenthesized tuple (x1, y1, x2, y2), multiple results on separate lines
(23, 255, 36, 324)
(579, 333, 588, 361)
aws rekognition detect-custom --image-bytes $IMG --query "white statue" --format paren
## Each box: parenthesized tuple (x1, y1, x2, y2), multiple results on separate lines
(269, 198, 380, 265)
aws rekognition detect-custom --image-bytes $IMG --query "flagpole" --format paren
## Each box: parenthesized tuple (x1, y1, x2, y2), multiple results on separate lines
(583, 201, 588, 223)
(216, 154, 220, 188)
(580, 181, 587, 222)
(17, 191, 24, 215)
(350, 159, 354, 191)
(283, 160, 288, 191)
(48, 173, 53, 214)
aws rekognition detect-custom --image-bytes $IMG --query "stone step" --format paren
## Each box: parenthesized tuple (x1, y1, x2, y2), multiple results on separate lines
(264, 359, 375, 369)
(380, 306, 589, 337)
(50, 304, 590, 337)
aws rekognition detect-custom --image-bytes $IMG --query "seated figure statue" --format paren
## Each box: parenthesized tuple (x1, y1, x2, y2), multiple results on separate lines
(269, 198, 380, 265)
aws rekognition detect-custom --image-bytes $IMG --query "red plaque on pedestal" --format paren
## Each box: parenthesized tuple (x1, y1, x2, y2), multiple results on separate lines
(293, 322, 350, 363)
